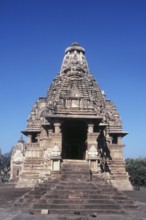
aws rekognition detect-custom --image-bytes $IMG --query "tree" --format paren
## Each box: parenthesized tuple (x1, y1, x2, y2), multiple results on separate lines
(0, 149, 5, 174)
(125, 158, 146, 186)
(0, 148, 11, 178)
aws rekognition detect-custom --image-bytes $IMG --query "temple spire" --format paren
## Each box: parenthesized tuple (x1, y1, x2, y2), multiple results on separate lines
(60, 42, 89, 75)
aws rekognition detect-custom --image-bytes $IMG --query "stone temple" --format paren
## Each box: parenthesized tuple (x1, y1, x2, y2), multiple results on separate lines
(10, 43, 132, 191)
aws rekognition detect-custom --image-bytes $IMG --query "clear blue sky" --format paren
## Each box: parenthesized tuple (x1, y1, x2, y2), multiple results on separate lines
(0, 0, 146, 158)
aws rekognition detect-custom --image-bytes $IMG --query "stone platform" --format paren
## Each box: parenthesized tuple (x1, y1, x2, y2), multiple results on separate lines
(12, 160, 137, 216)
(0, 184, 146, 219)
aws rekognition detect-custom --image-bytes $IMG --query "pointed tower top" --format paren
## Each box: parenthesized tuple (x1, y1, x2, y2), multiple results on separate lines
(60, 42, 88, 74)
(65, 42, 85, 54)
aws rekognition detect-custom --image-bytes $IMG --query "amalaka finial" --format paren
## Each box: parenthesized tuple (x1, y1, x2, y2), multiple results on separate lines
(65, 42, 85, 54)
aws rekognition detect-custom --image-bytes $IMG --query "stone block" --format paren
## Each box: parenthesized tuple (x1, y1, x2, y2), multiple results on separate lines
(41, 209, 49, 215)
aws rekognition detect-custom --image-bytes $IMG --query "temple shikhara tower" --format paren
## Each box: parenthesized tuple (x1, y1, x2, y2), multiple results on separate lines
(10, 43, 132, 191)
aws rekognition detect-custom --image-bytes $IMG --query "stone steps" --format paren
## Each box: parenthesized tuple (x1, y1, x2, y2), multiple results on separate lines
(29, 161, 126, 214)
(33, 203, 120, 210)
(38, 199, 114, 204)
(31, 208, 125, 215)
(43, 194, 108, 199)
(14, 177, 60, 206)
(42, 189, 102, 195)
(53, 186, 98, 190)
(13, 160, 137, 215)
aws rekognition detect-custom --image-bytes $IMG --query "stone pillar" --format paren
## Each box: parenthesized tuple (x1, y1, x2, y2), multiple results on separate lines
(117, 136, 122, 144)
(54, 123, 61, 133)
(87, 122, 99, 149)
(48, 123, 62, 163)
(27, 134, 32, 143)
(50, 144, 61, 172)
(48, 129, 53, 135)
(87, 123, 100, 172)
(88, 124, 94, 133)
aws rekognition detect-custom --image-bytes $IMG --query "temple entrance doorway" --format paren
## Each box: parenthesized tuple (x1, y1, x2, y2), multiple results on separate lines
(62, 120, 87, 160)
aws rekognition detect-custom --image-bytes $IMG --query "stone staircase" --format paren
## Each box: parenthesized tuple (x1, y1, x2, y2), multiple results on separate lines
(14, 160, 137, 215)
(16, 157, 50, 188)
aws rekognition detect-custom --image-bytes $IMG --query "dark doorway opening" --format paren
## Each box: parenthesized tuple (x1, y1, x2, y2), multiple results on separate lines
(62, 120, 87, 160)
